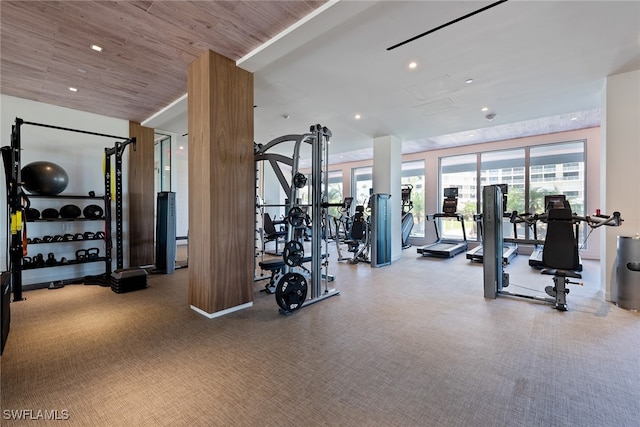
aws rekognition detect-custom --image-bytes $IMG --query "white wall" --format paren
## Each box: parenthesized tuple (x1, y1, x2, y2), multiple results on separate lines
(0, 94, 129, 285)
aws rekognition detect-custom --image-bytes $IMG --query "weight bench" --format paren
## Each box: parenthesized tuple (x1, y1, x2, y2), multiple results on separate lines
(259, 254, 328, 294)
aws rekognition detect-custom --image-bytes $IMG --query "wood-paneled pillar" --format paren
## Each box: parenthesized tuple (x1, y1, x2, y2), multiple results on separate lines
(187, 49, 254, 317)
(129, 121, 155, 267)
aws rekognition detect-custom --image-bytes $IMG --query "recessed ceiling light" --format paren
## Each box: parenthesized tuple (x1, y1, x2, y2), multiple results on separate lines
(91, 44, 102, 52)
(354, 114, 361, 120)
(465, 78, 474, 84)
(69, 87, 78, 92)
(77, 68, 87, 74)
(179, 146, 184, 150)
(408, 62, 417, 69)
(571, 117, 578, 121)
(481, 107, 489, 112)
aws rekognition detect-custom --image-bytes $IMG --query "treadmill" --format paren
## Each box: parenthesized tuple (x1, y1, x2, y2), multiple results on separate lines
(528, 194, 582, 271)
(466, 184, 518, 264)
(417, 187, 468, 258)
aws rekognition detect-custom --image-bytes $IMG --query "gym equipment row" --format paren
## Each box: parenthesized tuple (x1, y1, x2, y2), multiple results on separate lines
(482, 184, 622, 311)
(417, 187, 468, 258)
(22, 248, 102, 270)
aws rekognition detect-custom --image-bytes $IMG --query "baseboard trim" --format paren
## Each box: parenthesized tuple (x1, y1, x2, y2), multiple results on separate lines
(190, 301, 253, 319)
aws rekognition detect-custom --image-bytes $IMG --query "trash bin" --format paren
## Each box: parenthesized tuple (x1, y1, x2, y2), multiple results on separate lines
(616, 235, 640, 311)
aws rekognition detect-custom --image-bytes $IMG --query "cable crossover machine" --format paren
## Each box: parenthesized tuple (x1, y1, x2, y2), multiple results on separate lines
(254, 124, 341, 315)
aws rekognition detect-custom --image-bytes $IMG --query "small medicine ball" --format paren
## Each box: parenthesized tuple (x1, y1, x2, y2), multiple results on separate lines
(26, 208, 41, 220)
(83, 204, 104, 219)
(60, 204, 81, 219)
(41, 208, 60, 219)
(21, 161, 69, 196)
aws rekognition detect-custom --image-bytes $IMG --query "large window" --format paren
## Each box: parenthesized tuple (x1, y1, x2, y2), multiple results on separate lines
(440, 154, 477, 240)
(480, 149, 526, 240)
(352, 167, 372, 207)
(326, 170, 344, 218)
(529, 141, 585, 241)
(439, 140, 586, 244)
(401, 161, 425, 237)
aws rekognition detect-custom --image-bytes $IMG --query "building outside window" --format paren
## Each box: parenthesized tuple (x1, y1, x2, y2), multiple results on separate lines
(401, 161, 426, 238)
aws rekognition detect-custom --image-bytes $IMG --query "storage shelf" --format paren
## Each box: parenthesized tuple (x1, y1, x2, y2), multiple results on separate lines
(22, 257, 107, 270)
(27, 237, 106, 245)
(27, 217, 106, 222)
(26, 194, 106, 200)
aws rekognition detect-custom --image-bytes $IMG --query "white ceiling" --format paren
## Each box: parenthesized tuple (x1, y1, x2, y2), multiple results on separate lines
(2, 0, 640, 166)
(144, 1, 640, 164)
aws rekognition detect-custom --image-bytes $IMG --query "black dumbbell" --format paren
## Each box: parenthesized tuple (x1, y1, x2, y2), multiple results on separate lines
(42, 235, 54, 243)
(63, 234, 74, 242)
(83, 231, 95, 240)
(74, 233, 84, 241)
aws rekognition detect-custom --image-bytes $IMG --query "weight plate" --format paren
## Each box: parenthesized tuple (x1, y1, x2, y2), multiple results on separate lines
(274, 272, 307, 312)
(282, 240, 304, 267)
(288, 206, 304, 227)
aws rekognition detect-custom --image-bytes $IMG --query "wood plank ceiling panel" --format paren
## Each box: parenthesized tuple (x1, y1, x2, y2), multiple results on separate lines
(0, 0, 327, 122)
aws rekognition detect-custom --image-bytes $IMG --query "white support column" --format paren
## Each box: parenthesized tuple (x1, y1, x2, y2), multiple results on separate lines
(373, 135, 402, 261)
(601, 69, 640, 302)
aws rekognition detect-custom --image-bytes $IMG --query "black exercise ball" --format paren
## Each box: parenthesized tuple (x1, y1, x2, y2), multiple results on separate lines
(21, 161, 69, 196)
(60, 204, 81, 219)
(26, 208, 40, 220)
(41, 208, 60, 219)
(83, 204, 104, 219)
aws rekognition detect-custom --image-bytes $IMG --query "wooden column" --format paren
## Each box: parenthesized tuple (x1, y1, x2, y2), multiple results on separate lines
(187, 49, 254, 317)
(128, 121, 155, 267)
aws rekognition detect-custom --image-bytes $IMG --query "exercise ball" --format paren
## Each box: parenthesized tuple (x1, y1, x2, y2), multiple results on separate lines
(83, 204, 104, 219)
(21, 161, 69, 196)
(60, 204, 81, 219)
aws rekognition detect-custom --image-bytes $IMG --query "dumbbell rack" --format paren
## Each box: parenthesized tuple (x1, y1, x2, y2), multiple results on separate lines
(22, 194, 112, 287)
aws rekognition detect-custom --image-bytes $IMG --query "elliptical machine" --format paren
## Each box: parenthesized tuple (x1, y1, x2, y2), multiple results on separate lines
(401, 184, 414, 249)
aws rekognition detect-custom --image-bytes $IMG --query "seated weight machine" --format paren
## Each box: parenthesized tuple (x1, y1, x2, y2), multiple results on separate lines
(483, 185, 622, 311)
(335, 202, 371, 264)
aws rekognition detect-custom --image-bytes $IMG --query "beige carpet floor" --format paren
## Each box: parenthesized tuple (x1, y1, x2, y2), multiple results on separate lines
(1, 247, 639, 427)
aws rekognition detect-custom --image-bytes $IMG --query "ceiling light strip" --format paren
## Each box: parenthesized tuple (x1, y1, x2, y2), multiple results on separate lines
(386, 0, 509, 51)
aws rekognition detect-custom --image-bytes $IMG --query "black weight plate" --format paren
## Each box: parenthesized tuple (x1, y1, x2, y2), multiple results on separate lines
(288, 206, 304, 227)
(283, 240, 304, 267)
(274, 272, 307, 312)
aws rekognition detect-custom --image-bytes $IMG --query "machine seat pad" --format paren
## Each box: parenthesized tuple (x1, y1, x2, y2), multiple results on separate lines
(541, 268, 582, 279)
(259, 254, 328, 271)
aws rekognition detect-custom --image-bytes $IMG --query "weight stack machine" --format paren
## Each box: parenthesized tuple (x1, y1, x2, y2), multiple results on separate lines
(156, 191, 176, 274)
(483, 185, 507, 298)
(371, 193, 392, 268)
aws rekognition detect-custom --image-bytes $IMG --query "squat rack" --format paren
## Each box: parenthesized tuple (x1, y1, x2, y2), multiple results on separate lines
(254, 124, 339, 313)
(2, 117, 134, 301)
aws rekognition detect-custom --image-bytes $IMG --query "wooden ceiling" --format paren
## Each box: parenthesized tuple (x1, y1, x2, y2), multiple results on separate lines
(0, 0, 326, 123)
